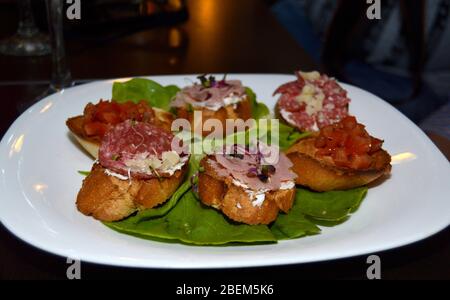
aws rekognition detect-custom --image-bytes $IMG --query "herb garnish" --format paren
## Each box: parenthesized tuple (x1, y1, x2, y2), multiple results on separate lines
(149, 165, 162, 181)
(197, 74, 229, 89)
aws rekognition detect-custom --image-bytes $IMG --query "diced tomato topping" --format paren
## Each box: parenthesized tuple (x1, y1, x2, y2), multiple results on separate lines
(315, 148, 332, 157)
(82, 100, 156, 138)
(342, 116, 357, 130)
(84, 121, 109, 137)
(370, 137, 383, 153)
(314, 136, 327, 148)
(345, 135, 371, 155)
(332, 148, 349, 167)
(97, 111, 122, 124)
(314, 116, 384, 170)
(321, 125, 334, 138)
(348, 154, 372, 169)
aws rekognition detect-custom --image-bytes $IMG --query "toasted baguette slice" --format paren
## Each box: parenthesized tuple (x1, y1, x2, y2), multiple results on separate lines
(66, 107, 174, 159)
(175, 97, 253, 137)
(197, 157, 295, 225)
(76, 163, 187, 221)
(286, 137, 391, 192)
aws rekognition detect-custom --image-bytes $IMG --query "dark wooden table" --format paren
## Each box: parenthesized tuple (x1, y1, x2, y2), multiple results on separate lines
(0, 0, 449, 280)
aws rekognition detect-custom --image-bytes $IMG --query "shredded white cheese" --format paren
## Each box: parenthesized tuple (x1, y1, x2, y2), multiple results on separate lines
(223, 94, 245, 107)
(123, 151, 188, 177)
(295, 83, 325, 116)
(279, 109, 296, 125)
(252, 194, 266, 207)
(299, 71, 321, 81)
(104, 169, 129, 180)
(279, 181, 295, 190)
(189, 93, 246, 111)
(231, 179, 268, 207)
(230, 179, 296, 208)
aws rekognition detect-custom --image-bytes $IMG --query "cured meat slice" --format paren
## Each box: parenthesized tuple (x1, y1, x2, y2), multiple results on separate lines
(197, 144, 297, 225)
(99, 120, 186, 179)
(171, 78, 247, 111)
(207, 144, 297, 192)
(275, 71, 350, 131)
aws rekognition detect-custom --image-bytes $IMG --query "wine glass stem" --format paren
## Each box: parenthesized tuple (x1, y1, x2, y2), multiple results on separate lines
(46, 0, 72, 91)
(17, 0, 38, 37)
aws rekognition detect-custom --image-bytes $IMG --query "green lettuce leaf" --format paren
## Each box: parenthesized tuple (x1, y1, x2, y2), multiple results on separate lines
(295, 187, 368, 221)
(216, 119, 310, 152)
(112, 78, 180, 111)
(112, 181, 192, 225)
(270, 201, 321, 240)
(245, 87, 269, 120)
(278, 123, 311, 150)
(105, 185, 367, 245)
(106, 191, 277, 245)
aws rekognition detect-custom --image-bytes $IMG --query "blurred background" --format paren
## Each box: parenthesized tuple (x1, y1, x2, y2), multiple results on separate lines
(0, 0, 448, 139)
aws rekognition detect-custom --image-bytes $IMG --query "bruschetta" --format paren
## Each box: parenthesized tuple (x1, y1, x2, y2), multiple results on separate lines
(76, 120, 189, 221)
(170, 75, 252, 137)
(66, 100, 173, 158)
(274, 71, 350, 132)
(197, 144, 297, 225)
(286, 116, 391, 191)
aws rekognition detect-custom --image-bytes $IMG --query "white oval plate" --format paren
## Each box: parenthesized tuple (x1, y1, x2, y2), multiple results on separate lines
(1, 75, 449, 269)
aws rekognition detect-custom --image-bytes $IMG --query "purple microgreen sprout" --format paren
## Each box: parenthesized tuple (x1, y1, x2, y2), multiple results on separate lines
(261, 165, 276, 176)
(257, 173, 269, 183)
(197, 74, 230, 88)
(246, 167, 258, 178)
(190, 172, 199, 195)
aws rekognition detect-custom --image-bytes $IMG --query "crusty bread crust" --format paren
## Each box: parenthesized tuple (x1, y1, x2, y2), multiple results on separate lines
(197, 157, 295, 225)
(76, 163, 187, 221)
(66, 108, 174, 159)
(286, 137, 391, 191)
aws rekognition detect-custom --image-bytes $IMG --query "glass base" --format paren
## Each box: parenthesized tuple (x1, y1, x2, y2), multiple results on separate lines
(0, 32, 51, 56)
(17, 81, 75, 113)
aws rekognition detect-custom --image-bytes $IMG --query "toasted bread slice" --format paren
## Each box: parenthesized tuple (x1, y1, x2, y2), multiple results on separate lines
(76, 163, 187, 221)
(175, 97, 253, 137)
(197, 157, 295, 225)
(66, 108, 174, 159)
(66, 115, 100, 158)
(286, 137, 391, 191)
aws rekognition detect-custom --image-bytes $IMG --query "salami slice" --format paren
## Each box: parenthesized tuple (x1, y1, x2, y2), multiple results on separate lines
(275, 71, 350, 131)
(99, 120, 186, 179)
